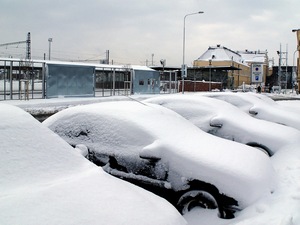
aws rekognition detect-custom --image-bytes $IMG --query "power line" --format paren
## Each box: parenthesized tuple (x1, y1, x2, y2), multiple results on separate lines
(0, 32, 31, 59)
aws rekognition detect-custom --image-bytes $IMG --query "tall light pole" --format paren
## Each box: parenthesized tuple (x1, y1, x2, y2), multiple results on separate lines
(182, 11, 204, 94)
(292, 29, 300, 93)
(48, 38, 53, 60)
(209, 59, 212, 91)
(292, 48, 299, 92)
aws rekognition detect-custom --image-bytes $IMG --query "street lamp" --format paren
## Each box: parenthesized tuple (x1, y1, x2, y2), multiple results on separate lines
(292, 48, 299, 92)
(182, 11, 204, 94)
(48, 38, 53, 60)
(209, 59, 212, 91)
(292, 29, 300, 94)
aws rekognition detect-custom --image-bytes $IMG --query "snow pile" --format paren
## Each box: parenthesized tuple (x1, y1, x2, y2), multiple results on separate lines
(0, 103, 186, 225)
(3, 93, 300, 225)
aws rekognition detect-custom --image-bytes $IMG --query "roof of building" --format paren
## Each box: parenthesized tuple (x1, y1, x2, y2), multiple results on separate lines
(0, 57, 156, 72)
(237, 50, 267, 64)
(196, 45, 243, 62)
(195, 45, 267, 65)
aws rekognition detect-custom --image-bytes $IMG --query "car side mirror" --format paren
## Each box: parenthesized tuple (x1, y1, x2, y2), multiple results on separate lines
(249, 107, 258, 115)
(210, 117, 223, 128)
(74, 144, 89, 158)
(140, 141, 162, 162)
(139, 155, 161, 162)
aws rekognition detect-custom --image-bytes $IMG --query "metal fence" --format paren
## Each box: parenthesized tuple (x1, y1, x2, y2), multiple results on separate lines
(0, 59, 44, 101)
(0, 59, 134, 101)
(95, 67, 132, 97)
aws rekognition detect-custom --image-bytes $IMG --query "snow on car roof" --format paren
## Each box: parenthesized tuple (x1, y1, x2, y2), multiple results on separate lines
(43, 100, 277, 208)
(143, 94, 300, 155)
(197, 92, 300, 131)
(0, 103, 186, 225)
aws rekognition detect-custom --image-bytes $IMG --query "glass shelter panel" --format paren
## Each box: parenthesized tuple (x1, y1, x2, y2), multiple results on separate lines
(46, 64, 95, 98)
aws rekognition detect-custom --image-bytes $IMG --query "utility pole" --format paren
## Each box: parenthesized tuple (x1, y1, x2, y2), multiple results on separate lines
(106, 50, 110, 64)
(285, 44, 288, 92)
(292, 29, 300, 93)
(0, 32, 32, 99)
(151, 53, 154, 66)
(277, 44, 282, 91)
(0, 32, 31, 59)
(26, 32, 31, 60)
(48, 38, 53, 60)
(277, 44, 289, 92)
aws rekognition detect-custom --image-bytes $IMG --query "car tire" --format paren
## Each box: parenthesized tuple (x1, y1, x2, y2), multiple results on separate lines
(176, 180, 235, 219)
(246, 142, 272, 156)
(177, 189, 218, 214)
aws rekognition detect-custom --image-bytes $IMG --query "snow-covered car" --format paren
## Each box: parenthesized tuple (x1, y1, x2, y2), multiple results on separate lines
(197, 92, 300, 131)
(144, 94, 300, 156)
(276, 99, 300, 114)
(43, 101, 276, 219)
(0, 103, 186, 225)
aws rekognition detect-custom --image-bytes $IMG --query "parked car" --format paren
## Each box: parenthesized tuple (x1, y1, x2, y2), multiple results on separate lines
(0, 103, 186, 225)
(276, 99, 300, 115)
(43, 101, 276, 219)
(197, 92, 300, 131)
(144, 94, 300, 156)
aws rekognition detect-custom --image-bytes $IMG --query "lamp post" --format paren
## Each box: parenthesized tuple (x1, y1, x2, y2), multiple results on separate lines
(182, 11, 204, 94)
(209, 59, 212, 91)
(292, 29, 300, 94)
(48, 38, 53, 60)
(292, 48, 299, 93)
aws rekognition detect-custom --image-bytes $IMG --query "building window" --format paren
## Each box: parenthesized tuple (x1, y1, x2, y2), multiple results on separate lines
(139, 80, 144, 85)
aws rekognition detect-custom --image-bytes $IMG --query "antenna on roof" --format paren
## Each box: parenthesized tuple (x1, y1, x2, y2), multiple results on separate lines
(125, 95, 148, 106)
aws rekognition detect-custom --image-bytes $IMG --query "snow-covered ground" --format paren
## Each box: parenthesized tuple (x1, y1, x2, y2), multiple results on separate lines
(2, 93, 300, 225)
(0, 103, 186, 225)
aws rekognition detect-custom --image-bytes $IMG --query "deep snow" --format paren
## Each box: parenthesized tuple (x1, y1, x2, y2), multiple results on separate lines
(0, 103, 186, 225)
(2, 93, 300, 225)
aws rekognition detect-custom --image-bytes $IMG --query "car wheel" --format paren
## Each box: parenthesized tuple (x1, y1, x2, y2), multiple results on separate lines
(175, 180, 237, 219)
(254, 146, 270, 156)
(177, 189, 218, 215)
(246, 142, 272, 156)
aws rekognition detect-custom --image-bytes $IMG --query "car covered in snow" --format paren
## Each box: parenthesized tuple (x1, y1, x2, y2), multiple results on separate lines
(197, 92, 300, 131)
(276, 99, 300, 114)
(144, 94, 300, 156)
(0, 103, 186, 225)
(43, 101, 276, 219)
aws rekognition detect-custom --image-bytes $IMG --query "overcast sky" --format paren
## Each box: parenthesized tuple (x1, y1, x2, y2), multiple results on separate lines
(0, 0, 299, 67)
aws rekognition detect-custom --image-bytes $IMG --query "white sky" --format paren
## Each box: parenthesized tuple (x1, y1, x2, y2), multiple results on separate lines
(0, 0, 299, 67)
